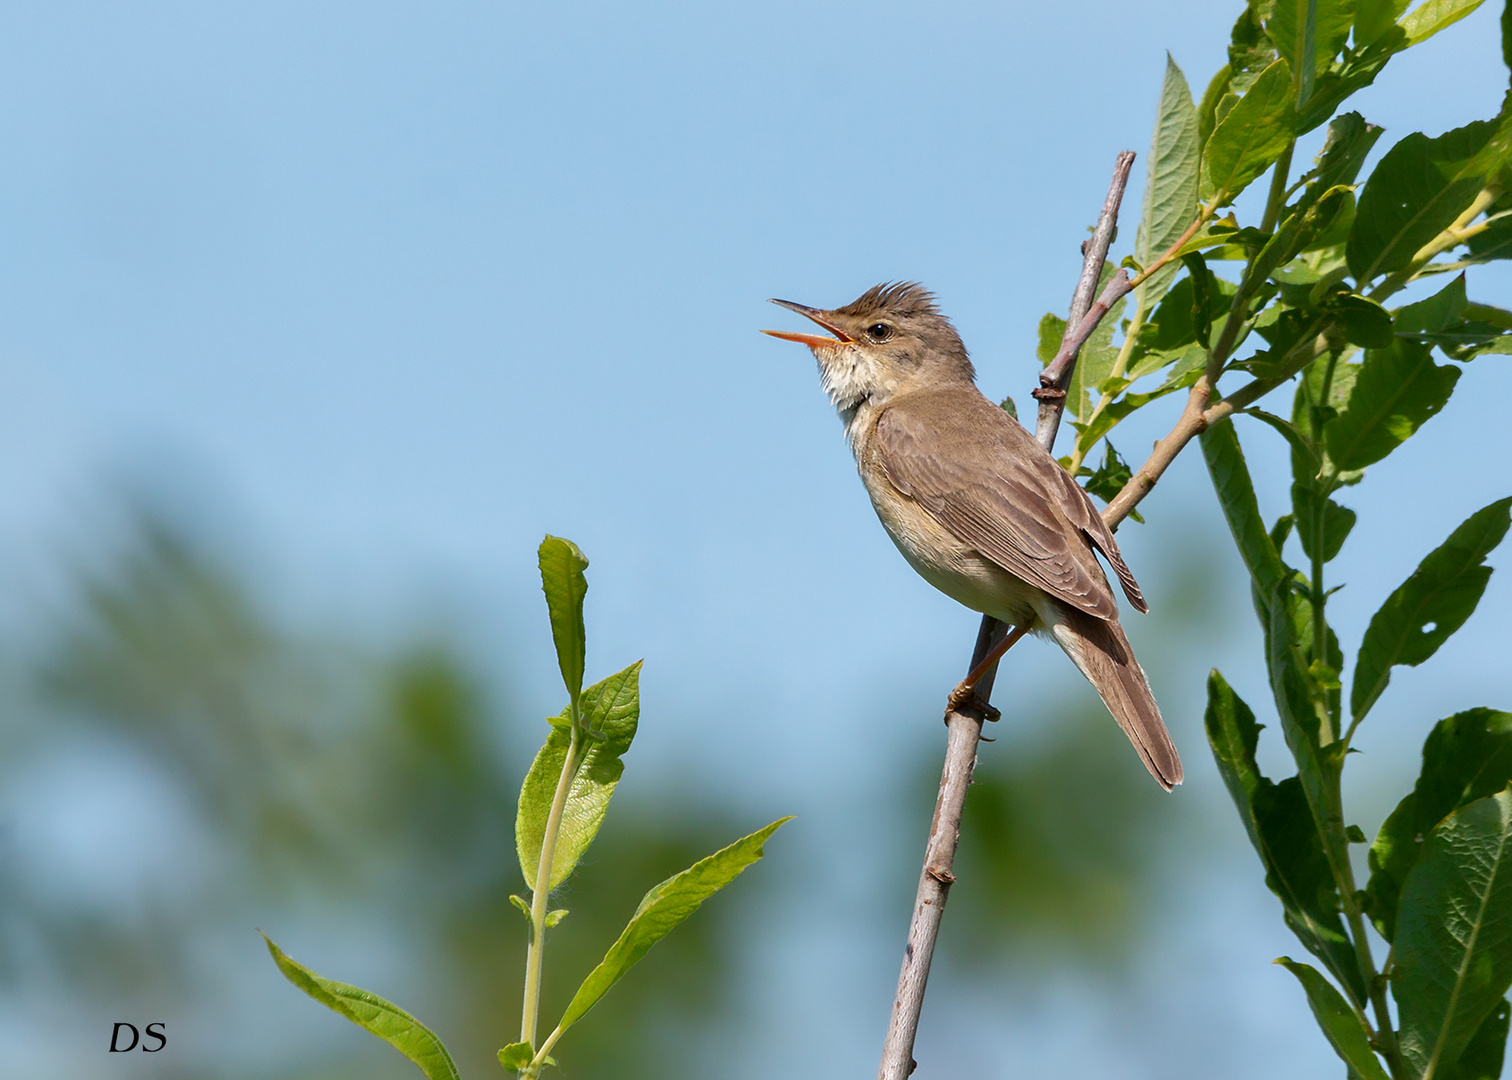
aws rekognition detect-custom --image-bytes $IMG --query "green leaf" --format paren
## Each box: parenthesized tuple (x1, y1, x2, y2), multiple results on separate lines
(538, 536, 589, 707)
(1072, 347, 1203, 455)
(1396, 273, 1470, 335)
(1229, 2, 1280, 96)
(1275, 958, 1391, 1080)
(1037, 312, 1067, 366)
(1399, 0, 1487, 45)
(510, 894, 532, 920)
(1083, 442, 1143, 521)
(1369, 709, 1512, 940)
(1395, 787, 1512, 1080)
(554, 817, 792, 1034)
(1355, 0, 1410, 44)
(1313, 112, 1386, 193)
(1292, 483, 1357, 563)
(1325, 339, 1460, 470)
(1268, 0, 1358, 97)
(517, 662, 643, 890)
(499, 1042, 534, 1071)
(262, 934, 460, 1080)
(1348, 120, 1506, 282)
(1136, 55, 1202, 311)
(1184, 252, 1216, 346)
(1141, 267, 1236, 353)
(1334, 292, 1395, 347)
(1202, 419, 1289, 603)
(1262, 576, 1334, 807)
(1292, 351, 1361, 479)
(1204, 673, 1364, 1001)
(999, 394, 1018, 420)
(1505, 0, 1512, 73)
(1203, 58, 1298, 206)
(1198, 65, 1233, 150)
(1351, 499, 1512, 720)
(1244, 409, 1320, 477)
(1440, 1001, 1511, 1080)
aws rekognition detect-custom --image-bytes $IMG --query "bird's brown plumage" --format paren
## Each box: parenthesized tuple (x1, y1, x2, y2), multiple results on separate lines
(874, 388, 1146, 620)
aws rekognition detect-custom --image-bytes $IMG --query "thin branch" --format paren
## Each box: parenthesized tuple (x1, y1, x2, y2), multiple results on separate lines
(878, 151, 1135, 1080)
(1035, 150, 1137, 449)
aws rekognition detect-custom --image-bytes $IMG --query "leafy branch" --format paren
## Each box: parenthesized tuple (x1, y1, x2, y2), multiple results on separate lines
(265, 536, 790, 1079)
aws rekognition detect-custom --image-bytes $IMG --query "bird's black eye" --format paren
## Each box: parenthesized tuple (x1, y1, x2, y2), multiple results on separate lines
(867, 323, 893, 341)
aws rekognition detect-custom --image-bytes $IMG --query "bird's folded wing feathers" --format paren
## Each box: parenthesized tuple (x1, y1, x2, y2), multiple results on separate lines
(875, 392, 1146, 619)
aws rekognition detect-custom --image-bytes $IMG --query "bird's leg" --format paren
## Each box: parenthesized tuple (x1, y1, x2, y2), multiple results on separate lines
(946, 622, 1032, 718)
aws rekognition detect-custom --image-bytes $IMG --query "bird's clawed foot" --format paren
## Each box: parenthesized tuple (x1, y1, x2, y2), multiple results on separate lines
(946, 682, 999, 722)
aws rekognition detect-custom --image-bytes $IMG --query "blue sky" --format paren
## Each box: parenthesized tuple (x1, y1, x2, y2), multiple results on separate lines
(1, 2, 1510, 1077)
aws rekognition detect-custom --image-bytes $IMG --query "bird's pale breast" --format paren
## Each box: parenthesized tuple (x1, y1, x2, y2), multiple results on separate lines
(853, 423, 1042, 626)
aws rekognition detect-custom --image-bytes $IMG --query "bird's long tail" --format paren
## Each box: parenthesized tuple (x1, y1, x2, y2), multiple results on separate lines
(1037, 601, 1183, 790)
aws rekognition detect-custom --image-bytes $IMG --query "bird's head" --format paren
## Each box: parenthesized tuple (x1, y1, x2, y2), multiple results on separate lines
(764, 282, 974, 414)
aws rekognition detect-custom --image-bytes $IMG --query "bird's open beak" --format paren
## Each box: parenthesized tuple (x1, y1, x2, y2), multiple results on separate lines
(763, 299, 854, 347)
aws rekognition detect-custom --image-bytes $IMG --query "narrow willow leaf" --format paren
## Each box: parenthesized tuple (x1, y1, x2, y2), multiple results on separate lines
(1292, 483, 1357, 563)
(554, 817, 792, 1034)
(1268, 0, 1358, 95)
(1203, 58, 1297, 206)
(1348, 121, 1505, 282)
(1263, 577, 1334, 811)
(538, 535, 589, 706)
(1325, 339, 1460, 470)
(1275, 958, 1391, 1080)
(1202, 420, 1289, 603)
(1395, 788, 1512, 1080)
(1355, 0, 1410, 44)
(1399, 0, 1487, 45)
(1244, 409, 1320, 478)
(1204, 673, 1364, 1000)
(516, 663, 643, 889)
(1369, 709, 1512, 940)
(1351, 499, 1512, 721)
(1136, 56, 1201, 311)
(1440, 1001, 1511, 1080)
(263, 934, 460, 1080)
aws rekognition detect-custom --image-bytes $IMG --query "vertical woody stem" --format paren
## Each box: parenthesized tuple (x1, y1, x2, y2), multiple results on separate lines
(876, 152, 1135, 1080)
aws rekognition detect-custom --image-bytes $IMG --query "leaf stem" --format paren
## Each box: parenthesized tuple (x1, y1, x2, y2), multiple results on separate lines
(520, 713, 586, 1060)
(1368, 185, 1500, 300)
(1260, 142, 1297, 236)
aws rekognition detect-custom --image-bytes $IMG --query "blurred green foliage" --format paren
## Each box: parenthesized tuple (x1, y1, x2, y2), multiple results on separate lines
(0, 504, 1218, 1076)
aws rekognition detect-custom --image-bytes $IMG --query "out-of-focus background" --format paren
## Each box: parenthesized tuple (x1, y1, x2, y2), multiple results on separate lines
(0, 2, 1509, 1078)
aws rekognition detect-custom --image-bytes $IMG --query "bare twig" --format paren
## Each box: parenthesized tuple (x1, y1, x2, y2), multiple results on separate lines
(877, 152, 1135, 1080)
(1035, 150, 1136, 448)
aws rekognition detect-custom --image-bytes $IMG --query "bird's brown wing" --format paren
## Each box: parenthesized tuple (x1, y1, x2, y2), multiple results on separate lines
(874, 388, 1146, 620)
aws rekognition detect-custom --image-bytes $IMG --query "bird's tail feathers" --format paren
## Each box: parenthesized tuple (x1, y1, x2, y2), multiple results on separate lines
(1037, 601, 1183, 791)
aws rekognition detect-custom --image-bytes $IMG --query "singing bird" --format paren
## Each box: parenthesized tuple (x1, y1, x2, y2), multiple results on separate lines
(766, 282, 1182, 790)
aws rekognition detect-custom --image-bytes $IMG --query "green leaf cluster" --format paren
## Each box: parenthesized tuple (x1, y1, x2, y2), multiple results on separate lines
(1060, 5, 1512, 1076)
